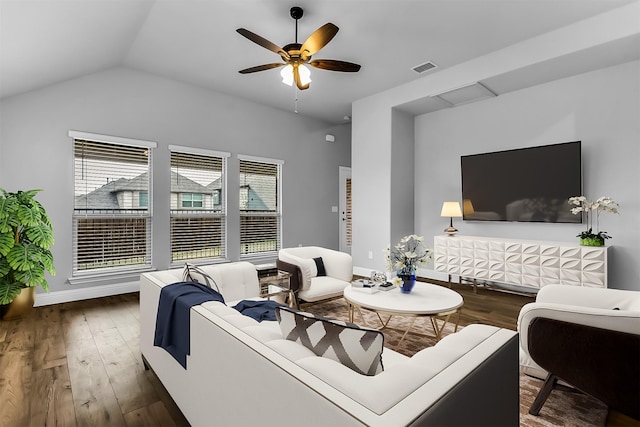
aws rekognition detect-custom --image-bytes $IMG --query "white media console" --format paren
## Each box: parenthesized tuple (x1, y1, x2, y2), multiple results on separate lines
(434, 235, 608, 291)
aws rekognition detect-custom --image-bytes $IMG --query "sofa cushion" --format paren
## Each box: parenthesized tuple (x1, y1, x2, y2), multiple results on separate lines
(183, 263, 221, 293)
(275, 306, 384, 376)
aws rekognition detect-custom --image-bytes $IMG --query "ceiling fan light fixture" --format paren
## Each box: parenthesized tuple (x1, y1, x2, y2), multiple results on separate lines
(298, 64, 312, 85)
(280, 64, 294, 86)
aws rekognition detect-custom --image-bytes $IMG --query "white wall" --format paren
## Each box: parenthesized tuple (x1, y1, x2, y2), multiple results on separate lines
(415, 61, 640, 291)
(0, 67, 351, 298)
(352, 4, 639, 290)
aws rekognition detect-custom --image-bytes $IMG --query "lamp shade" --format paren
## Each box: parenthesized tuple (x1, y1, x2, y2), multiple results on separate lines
(441, 201, 462, 217)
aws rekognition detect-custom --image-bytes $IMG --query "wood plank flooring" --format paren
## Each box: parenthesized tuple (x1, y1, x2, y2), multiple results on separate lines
(2, 281, 630, 426)
(0, 293, 189, 427)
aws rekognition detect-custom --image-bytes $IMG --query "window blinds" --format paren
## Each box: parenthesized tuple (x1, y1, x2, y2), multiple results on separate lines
(239, 158, 281, 256)
(170, 150, 226, 263)
(73, 138, 153, 273)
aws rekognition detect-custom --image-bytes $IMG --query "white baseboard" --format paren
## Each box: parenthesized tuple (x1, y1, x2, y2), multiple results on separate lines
(34, 281, 140, 306)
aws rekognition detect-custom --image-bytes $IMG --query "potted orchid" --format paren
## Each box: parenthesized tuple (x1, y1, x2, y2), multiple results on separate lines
(384, 235, 432, 293)
(568, 196, 619, 246)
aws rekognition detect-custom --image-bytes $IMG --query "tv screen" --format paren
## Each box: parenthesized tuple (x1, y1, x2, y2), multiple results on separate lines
(461, 141, 582, 223)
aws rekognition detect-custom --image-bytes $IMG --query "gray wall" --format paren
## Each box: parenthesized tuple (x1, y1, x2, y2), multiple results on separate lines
(0, 67, 351, 296)
(415, 61, 640, 290)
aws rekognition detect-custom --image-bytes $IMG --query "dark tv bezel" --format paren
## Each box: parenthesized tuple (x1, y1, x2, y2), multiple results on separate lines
(460, 141, 582, 223)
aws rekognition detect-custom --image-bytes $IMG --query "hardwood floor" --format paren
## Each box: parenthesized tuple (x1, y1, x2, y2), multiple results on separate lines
(5, 283, 634, 427)
(0, 282, 533, 427)
(0, 293, 188, 427)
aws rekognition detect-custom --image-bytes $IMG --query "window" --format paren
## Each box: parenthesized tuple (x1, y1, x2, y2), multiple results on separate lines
(181, 193, 203, 208)
(239, 155, 282, 257)
(170, 146, 229, 264)
(139, 192, 148, 208)
(71, 131, 155, 275)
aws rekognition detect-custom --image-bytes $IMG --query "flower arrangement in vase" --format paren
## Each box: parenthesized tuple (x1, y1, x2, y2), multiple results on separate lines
(568, 196, 619, 246)
(384, 235, 432, 293)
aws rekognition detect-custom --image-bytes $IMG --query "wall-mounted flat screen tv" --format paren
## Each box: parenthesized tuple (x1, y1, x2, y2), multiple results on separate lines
(461, 141, 582, 223)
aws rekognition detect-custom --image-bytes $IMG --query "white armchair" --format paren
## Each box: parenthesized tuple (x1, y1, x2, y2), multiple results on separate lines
(277, 246, 352, 308)
(517, 285, 640, 420)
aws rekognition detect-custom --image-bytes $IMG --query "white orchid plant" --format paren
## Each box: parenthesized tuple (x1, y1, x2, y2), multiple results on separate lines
(568, 196, 619, 242)
(384, 235, 432, 284)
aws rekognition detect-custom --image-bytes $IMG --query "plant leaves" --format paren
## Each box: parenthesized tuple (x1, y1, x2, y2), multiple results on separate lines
(25, 223, 54, 249)
(0, 279, 23, 305)
(0, 231, 15, 256)
(0, 196, 19, 233)
(16, 204, 41, 227)
(14, 266, 45, 288)
(6, 244, 41, 271)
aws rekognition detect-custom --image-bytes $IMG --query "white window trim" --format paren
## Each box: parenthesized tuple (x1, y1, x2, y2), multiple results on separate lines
(69, 130, 157, 149)
(237, 153, 285, 165)
(169, 144, 230, 158)
(70, 132, 155, 279)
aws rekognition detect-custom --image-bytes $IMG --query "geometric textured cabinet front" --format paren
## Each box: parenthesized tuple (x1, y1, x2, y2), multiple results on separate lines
(434, 235, 608, 290)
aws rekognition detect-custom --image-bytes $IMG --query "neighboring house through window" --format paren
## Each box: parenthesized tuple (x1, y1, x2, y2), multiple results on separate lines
(71, 131, 156, 276)
(169, 146, 229, 264)
(238, 155, 282, 257)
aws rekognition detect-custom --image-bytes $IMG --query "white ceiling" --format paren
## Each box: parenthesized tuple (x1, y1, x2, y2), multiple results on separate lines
(0, 0, 637, 124)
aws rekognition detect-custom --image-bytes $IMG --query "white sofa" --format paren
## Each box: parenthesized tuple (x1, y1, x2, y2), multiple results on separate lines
(277, 246, 353, 306)
(140, 262, 520, 427)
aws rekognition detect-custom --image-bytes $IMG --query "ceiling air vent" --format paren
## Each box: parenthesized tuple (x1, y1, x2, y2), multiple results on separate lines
(411, 61, 438, 74)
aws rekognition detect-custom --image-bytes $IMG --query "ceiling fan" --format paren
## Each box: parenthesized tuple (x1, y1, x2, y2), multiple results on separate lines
(236, 6, 361, 90)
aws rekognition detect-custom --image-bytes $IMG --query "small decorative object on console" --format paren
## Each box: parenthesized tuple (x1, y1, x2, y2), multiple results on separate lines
(568, 196, 619, 246)
(351, 279, 380, 294)
(370, 271, 387, 284)
(378, 281, 394, 291)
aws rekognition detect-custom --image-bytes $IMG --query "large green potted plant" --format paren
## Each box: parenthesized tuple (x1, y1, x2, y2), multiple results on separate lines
(0, 189, 55, 318)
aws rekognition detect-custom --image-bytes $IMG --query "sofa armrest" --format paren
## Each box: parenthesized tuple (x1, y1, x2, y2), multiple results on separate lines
(276, 259, 302, 294)
(535, 285, 640, 311)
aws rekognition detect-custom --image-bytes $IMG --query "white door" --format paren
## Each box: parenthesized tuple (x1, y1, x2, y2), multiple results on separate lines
(339, 166, 352, 254)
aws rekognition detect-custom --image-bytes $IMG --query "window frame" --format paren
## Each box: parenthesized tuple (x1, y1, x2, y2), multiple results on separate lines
(169, 145, 230, 266)
(238, 154, 284, 260)
(69, 130, 156, 280)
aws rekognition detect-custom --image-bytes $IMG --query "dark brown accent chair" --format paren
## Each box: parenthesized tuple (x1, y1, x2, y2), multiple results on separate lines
(518, 285, 640, 421)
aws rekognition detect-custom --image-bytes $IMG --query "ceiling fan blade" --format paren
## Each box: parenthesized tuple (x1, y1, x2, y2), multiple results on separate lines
(309, 59, 361, 72)
(236, 28, 290, 61)
(300, 23, 339, 60)
(238, 63, 285, 74)
(293, 65, 310, 90)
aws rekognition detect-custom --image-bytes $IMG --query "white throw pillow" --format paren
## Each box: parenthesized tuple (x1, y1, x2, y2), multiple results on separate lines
(275, 307, 384, 376)
(183, 263, 221, 293)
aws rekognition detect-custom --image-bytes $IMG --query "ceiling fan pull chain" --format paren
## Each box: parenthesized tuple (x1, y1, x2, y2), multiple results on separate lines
(294, 86, 299, 113)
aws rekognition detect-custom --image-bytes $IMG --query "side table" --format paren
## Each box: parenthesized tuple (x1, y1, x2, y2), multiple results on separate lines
(259, 271, 294, 307)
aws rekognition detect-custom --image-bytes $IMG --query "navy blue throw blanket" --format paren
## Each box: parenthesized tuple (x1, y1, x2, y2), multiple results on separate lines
(232, 299, 284, 322)
(154, 282, 225, 368)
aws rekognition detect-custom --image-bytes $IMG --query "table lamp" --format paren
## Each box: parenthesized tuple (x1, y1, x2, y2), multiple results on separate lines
(441, 201, 463, 236)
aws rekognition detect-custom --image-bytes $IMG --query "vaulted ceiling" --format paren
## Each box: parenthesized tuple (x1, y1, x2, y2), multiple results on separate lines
(1, 0, 638, 124)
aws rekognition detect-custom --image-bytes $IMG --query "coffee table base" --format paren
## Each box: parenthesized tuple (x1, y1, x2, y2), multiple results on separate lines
(347, 303, 461, 350)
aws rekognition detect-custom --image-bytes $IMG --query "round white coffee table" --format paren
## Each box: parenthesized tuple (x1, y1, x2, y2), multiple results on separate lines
(343, 282, 463, 347)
